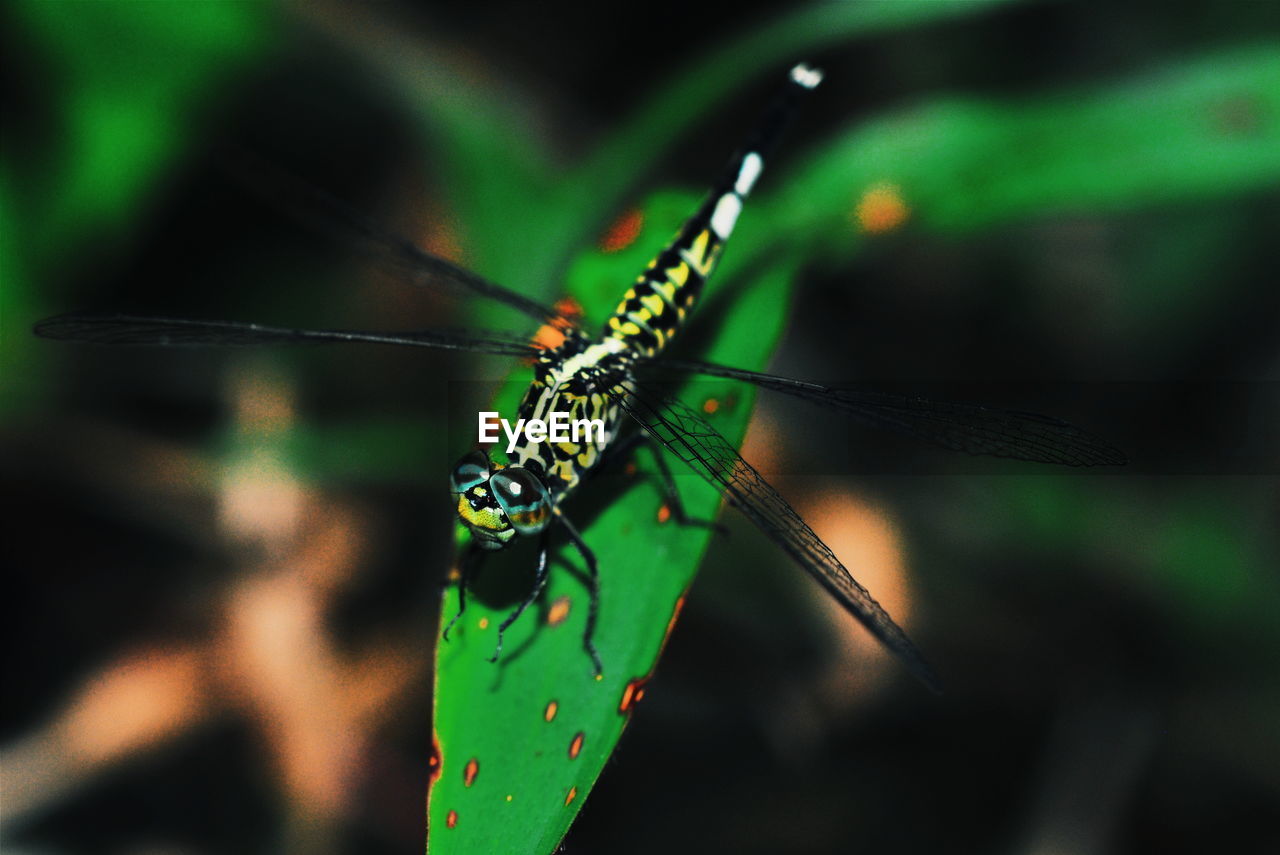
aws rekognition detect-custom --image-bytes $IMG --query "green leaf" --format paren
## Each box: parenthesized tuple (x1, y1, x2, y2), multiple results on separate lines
(427, 192, 800, 853)
(765, 45, 1280, 254)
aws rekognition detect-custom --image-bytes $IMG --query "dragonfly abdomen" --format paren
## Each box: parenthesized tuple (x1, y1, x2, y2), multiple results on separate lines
(604, 230, 716, 358)
(604, 63, 823, 359)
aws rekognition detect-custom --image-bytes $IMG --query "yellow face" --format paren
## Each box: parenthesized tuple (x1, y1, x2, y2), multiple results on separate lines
(450, 451, 553, 550)
(456, 488, 515, 550)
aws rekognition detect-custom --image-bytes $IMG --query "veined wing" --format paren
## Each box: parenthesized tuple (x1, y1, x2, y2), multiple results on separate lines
(33, 313, 539, 358)
(223, 150, 569, 326)
(610, 379, 942, 693)
(661, 359, 1126, 467)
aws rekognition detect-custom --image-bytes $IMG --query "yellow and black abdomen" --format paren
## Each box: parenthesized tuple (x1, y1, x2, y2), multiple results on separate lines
(604, 225, 721, 358)
(604, 64, 823, 359)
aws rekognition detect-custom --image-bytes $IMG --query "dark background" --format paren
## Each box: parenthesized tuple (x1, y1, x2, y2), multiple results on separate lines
(3, 1, 1278, 853)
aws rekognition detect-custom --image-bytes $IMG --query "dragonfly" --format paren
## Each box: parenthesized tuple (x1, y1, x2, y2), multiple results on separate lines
(35, 64, 1124, 693)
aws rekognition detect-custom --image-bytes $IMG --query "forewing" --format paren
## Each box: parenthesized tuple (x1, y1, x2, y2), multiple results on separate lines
(610, 379, 942, 693)
(661, 359, 1126, 467)
(222, 151, 570, 326)
(33, 313, 539, 357)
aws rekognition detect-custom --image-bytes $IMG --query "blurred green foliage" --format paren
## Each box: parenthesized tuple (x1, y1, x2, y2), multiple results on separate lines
(3, 0, 273, 411)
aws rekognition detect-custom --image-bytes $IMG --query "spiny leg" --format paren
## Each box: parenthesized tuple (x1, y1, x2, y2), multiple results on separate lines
(556, 511, 603, 677)
(601, 431, 725, 533)
(488, 532, 551, 664)
(442, 545, 483, 641)
(645, 438, 727, 534)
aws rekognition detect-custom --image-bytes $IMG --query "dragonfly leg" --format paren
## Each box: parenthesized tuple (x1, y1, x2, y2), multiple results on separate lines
(442, 546, 482, 642)
(557, 512, 604, 677)
(488, 532, 551, 664)
(603, 432, 726, 534)
(645, 440, 728, 535)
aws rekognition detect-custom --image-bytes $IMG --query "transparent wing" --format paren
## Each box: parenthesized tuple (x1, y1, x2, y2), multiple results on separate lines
(609, 379, 942, 693)
(33, 313, 539, 358)
(660, 359, 1126, 467)
(223, 150, 569, 326)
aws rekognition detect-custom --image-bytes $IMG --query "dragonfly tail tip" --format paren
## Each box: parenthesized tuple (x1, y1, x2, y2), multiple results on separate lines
(790, 63, 824, 89)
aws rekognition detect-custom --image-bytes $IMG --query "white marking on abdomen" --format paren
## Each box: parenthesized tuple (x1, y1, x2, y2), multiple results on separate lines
(790, 63, 823, 89)
(735, 153, 763, 196)
(710, 193, 743, 238)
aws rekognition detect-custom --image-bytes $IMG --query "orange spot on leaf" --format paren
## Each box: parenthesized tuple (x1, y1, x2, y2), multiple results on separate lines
(428, 737, 442, 785)
(477, 617, 490, 630)
(619, 677, 648, 714)
(446, 810, 458, 829)
(463, 758, 479, 788)
(547, 596, 571, 626)
(702, 398, 720, 415)
(544, 700, 559, 722)
(1211, 95, 1263, 137)
(854, 183, 909, 234)
(657, 504, 671, 524)
(568, 732, 584, 759)
(599, 208, 645, 253)
(565, 786, 578, 806)
(620, 593, 685, 716)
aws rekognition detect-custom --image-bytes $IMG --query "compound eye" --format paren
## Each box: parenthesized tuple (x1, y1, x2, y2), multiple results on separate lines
(450, 450, 491, 494)
(490, 467, 552, 535)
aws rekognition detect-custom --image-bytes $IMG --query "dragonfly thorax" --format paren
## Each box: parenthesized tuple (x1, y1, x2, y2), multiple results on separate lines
(508, 332, 631, 496)
(451, 332, 632, 548)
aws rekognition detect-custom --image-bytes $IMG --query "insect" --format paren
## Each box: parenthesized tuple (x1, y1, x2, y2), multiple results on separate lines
(35, 64, 1124, 692)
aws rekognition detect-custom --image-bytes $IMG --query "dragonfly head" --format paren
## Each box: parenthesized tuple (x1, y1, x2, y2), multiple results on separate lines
(450, 450, 553, 550)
